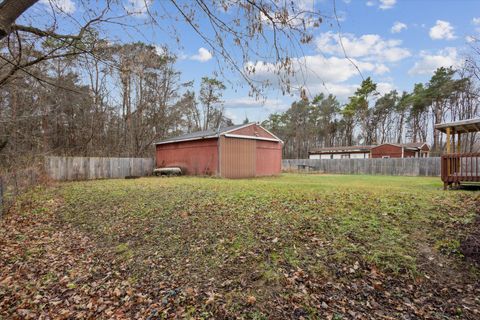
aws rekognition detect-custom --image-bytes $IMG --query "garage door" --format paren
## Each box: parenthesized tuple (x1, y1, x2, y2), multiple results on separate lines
(220, 136, 256, 178)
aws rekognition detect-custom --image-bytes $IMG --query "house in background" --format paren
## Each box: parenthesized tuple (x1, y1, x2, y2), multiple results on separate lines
(308, 145, 375, 159)
(155, 123, 283, 178)
(371, 143, 430, 158)
(309, 143, 430, 159)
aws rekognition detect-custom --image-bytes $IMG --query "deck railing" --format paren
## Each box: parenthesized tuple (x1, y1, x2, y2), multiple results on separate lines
(441, 153, 480, 186)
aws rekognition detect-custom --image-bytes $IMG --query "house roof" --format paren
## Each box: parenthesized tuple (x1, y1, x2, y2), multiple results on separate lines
(155, 123, 282, 145)
(310, 142, 429, 154)
(402, 142, 427, 148)
(435, 118, 480, 133)
(371, 142, 429, 151)
(309, 145, 376, 154)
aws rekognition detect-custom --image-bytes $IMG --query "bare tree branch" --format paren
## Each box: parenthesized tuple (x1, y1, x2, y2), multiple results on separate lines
(0, 0, 38, 40)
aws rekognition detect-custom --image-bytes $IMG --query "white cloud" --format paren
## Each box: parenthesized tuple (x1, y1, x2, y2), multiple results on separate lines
(391, 22, 407, 33)
(295, 0, 315, 12)
(466, 35, 477, 43)
(247, 55, 387, 87)
(473, 17, 480, 25)
(224, 97, 289, 113)
(379, 0, 396, 10)
(224, 110, 241, 124)
(315, 31, 411, 62)
(310, 81, 395, 101)
(322, 83, 358, 99)
(366, 0, 396, 10)
(259, 0, 320, 29)
(244, 30, 410, 102)
(376, 82, 395, 95)
(374, 64, 390, 74)
(190, 47, 213, 62)
(409, 47, 462, 75)
(243, 30, 405, 102)
(39, 0, 76, 14)
(245, 55, 397, 102)
(429, 20, 456, 40)
(245, 56, 393, 104)
(125, 0, 153, 16)
(154, 45, 166, 56)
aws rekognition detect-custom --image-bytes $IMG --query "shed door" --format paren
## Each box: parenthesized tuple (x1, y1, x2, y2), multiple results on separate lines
(220, 136, 256, 178)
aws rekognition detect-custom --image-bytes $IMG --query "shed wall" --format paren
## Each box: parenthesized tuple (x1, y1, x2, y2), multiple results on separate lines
(229, 124, 275, 139)
(156, 138, 218, 175)
(255, 140, 282, 176)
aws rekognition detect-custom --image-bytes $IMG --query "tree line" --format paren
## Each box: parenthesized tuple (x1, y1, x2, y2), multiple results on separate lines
(0, 41, 231, 170)
(0, 0, 327, 172)
(262, 67, 480, 159)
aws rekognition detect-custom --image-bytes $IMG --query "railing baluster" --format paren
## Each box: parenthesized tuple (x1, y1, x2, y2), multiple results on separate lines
(441, 152, 480, 187)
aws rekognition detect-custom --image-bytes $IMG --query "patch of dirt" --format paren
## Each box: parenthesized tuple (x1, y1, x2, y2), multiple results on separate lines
(461, 215, 480, 266)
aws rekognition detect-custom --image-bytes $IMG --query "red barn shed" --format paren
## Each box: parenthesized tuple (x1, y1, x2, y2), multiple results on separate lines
(155, 123, 283, 178)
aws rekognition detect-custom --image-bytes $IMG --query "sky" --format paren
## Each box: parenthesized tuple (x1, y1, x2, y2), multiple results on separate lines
(30, 0, 480, 124)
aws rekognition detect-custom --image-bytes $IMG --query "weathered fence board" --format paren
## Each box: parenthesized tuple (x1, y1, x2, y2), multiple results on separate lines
(282, 158, 441, 177)
(45, 156, 154, 181)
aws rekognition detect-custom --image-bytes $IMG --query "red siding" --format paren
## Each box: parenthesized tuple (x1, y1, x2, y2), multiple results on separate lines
(229, 124, 276, 139)
(371, 144, 419, 158)
(255, 140, 282, 176)
(156, 138, 218, 175)
(404, 150, 417, 157)
(371, 144, 403, 158)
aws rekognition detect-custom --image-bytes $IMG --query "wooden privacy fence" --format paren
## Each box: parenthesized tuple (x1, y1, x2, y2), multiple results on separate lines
(282, 158, 441, 177)
(45, 156, 155, 181)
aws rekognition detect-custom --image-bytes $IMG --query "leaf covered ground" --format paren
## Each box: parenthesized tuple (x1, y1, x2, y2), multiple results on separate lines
(1, 174, 479, 319)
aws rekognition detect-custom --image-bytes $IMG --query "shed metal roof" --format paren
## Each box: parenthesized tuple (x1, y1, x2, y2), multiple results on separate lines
(155, 123, 282, 145)
(435, 118, 480, 133)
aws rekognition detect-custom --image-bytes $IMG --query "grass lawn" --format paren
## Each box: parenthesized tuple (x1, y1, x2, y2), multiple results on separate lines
(1, 174, 479, 319)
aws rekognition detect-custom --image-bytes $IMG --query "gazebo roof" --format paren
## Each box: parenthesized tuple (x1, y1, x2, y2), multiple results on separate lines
(435, 118, 480, 133)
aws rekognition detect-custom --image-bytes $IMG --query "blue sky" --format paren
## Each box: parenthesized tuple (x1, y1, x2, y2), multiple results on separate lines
(30, 0, 480, 124)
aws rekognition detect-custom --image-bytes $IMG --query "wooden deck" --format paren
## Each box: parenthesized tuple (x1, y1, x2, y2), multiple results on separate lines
(441, 153, 480, 188)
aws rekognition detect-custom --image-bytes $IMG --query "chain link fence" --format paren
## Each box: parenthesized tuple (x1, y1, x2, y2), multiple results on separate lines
(0, 167, 44, 216)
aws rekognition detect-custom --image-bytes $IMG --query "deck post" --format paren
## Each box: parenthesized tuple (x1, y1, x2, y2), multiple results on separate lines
(452, 128, 456, 153)
(457, 132, 461, 153)
(446, 127, 450, 178)
(446, 127, 451, 153)
(456, 132, 461, 187)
